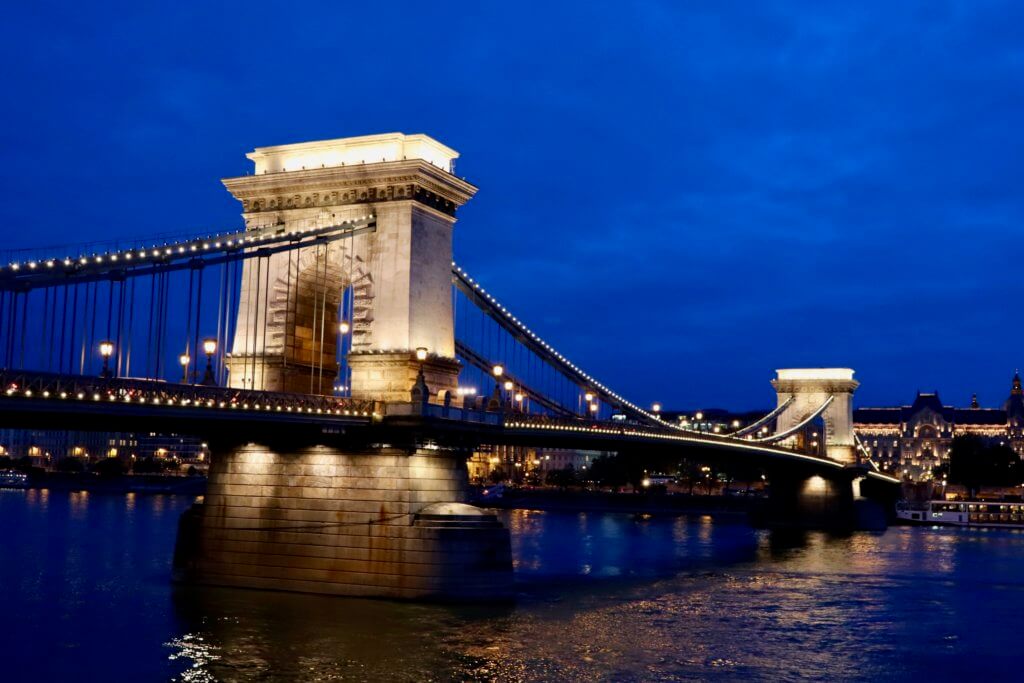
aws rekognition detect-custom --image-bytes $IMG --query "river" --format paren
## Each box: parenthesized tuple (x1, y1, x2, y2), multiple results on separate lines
(1, 488, 1023, 681)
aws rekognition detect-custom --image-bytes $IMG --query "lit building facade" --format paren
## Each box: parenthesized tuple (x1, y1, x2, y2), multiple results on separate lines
(854, 374, 1024, 481)
(0, 428, 209, 468)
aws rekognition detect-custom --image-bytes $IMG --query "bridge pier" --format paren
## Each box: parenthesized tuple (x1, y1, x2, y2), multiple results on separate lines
(174, 441, 513, 601)
(753, 467, 896, 532)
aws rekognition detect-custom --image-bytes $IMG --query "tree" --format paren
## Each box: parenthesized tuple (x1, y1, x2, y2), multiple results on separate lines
(487, 467, 508, 485)
(133, 457, 175, 474)
(56, 457, 85, 473)
(93, 458, 125, 477)
(587, 454, 648, 491)
(545, 465, 577, 489)
(945, 435, 1023, 497)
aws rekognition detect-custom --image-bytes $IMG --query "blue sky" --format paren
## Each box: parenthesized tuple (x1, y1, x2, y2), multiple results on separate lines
(1, 1, 1022, 410)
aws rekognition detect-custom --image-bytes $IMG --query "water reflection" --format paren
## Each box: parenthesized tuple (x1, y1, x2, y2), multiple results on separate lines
(6, 494, 1024, 681)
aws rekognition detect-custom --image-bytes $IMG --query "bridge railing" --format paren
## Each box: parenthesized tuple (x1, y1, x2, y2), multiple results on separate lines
(0, 369, 378, 419)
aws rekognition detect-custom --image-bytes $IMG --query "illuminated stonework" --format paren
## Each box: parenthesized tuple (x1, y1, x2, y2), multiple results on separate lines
(221, 133, 476, 400)
(771, 368, 859, 465)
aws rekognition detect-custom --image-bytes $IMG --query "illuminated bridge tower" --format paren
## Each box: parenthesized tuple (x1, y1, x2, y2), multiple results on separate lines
(221, 133, 476, 401)
(174, 134, 512, 602)
(771, 368, 859, 465)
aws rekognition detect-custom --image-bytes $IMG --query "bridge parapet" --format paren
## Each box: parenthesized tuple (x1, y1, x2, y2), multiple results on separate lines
(0, 369, 379, 423)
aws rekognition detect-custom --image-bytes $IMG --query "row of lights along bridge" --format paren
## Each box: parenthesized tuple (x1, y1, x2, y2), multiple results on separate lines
(93, 331, 674, 422)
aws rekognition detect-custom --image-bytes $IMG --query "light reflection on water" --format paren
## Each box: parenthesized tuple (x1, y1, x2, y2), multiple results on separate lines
(4, 493, 1024, 681)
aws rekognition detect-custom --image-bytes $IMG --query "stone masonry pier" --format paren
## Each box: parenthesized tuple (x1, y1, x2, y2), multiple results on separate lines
(175, 443, 513, 601)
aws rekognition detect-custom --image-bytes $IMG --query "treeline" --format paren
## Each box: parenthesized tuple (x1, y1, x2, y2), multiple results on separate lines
(933, 434, 1024, 496)
(0, 455, 199, 476)
(489, 452, 764, 492)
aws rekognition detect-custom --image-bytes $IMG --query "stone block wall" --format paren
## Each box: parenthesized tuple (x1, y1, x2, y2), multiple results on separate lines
(182, 443, 512, 600)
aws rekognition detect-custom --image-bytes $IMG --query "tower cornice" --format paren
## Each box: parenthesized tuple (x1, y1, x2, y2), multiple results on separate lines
(222, 160, 478, 218)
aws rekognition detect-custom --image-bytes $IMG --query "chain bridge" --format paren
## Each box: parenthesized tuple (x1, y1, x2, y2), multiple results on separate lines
(0, 133, 898, 600)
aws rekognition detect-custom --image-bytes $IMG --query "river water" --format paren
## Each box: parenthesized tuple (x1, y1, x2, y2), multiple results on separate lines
(2, 489, 1023, 682)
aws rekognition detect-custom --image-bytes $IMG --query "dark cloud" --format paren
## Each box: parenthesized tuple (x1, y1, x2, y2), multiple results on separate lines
(1, 1, 1021, 409)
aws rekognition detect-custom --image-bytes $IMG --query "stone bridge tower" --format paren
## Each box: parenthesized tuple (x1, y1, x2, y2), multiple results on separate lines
(221, 133, 476, 401)
(771, 368, 859, 464)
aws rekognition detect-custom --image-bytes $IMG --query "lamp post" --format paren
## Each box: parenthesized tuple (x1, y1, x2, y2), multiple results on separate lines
(335, 321, 352, 396)
(202, 339, 217, 386)
(503, 380, 514, 410)
(179, 353, 190, 384)
(99, 341, 114, 379)
(411, 347, 430, 405)
(487, 364, 505, 411)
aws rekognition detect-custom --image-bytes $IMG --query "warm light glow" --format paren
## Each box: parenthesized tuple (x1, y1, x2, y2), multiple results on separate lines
(179, 353, 190, 366)
(98, 341, 114, 358)
(695, 411, 704, 420)
(415, 347, 428, 361)
(642, 477, 651, 488)
(584, 392, 594, 402)
(652, 402, 661, 413)
(589, 403, 599, 413)
(203, 338, 217, 355)
(776, 368, 855, 381)
(338, 320, 350, 335)
(492, 364, 504, 377)
(514, 393, 524, 402)
(503, 380, 514, 391)
(246, 133, 459, 175)
(803, 475, 828, 494)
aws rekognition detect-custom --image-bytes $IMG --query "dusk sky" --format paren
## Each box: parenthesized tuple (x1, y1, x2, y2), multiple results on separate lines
(2, 2, 1022, 410)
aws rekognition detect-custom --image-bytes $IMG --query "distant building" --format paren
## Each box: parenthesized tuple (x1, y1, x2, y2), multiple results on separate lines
(854, 374, 1024, 481)
(0, 428, 209, 469)
(659, 408, 767, 435)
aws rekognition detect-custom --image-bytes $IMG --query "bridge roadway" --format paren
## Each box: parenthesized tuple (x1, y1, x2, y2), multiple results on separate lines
(0, 369, 897, 486)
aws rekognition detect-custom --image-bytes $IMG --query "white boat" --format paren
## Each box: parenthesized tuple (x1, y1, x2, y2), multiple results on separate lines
(897, 500, 1024, 528)
(0, 470, 29, 489)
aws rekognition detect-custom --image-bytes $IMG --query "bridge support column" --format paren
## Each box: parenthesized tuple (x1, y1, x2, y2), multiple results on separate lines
(753, 467, 895, 531)
(221, 133, 477, 401)
(174, 442, 512, 601)
(771, 368, 859, 464)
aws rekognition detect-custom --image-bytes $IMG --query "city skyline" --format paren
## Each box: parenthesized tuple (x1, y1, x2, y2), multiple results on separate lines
(2, 3, 1022, 409)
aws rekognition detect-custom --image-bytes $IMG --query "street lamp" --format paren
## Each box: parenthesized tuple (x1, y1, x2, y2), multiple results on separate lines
(415, 347, 428, 362)
(492, 364, 504, 377)
(338, 320, 350, 335)
(202, 338, 217, 385)
(584, 392, 594, 402)
(179, 353, 191, 384)
(589, 402, 599, 417)
(652, 402, 662, 414)
(98, 341, 114, 379)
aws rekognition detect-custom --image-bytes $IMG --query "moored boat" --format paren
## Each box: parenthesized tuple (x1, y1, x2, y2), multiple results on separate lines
(0, 470, 29, 489)
(897, 500, 1024, 528)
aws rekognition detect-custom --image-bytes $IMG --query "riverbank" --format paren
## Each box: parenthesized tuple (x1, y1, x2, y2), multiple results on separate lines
(474, 488, 756, 517)
(21, 471, 206, 495)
